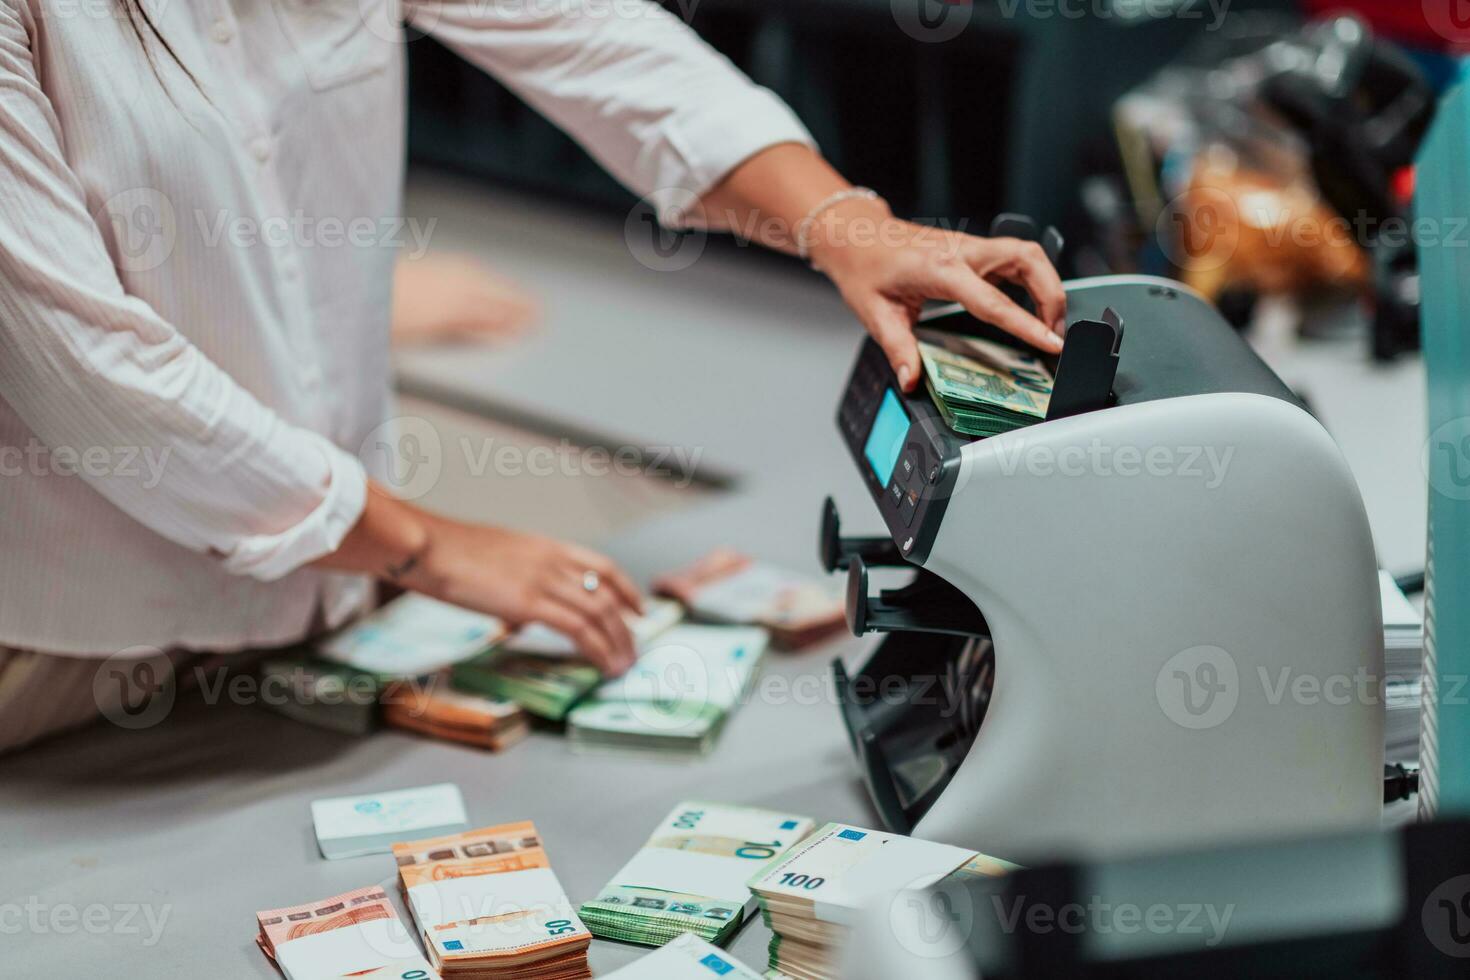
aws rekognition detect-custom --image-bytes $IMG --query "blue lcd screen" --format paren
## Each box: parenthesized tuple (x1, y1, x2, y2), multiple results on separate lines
(863, 389, 909, 485)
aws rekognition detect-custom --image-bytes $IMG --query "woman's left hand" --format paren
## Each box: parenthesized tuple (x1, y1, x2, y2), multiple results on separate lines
(807, 197, 1068, 391)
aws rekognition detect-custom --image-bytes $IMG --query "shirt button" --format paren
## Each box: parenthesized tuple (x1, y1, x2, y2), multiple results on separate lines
(211, 22, 234, 44)
(249, 137, 272, 163)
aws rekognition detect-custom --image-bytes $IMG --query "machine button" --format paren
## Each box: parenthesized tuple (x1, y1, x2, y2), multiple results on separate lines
(927, 462, 942, 485)
(887, 480, 904, 507)
(898, 450, 917, 483)
(900, 488, 919, 526)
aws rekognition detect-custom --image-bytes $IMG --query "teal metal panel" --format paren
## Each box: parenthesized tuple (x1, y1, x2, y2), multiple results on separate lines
(1415, 59, 1470, 814)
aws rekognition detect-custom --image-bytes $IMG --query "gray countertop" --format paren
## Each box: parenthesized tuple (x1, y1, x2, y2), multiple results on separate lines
(0, 182, 889, 978)
(0, 174, 1426, 976)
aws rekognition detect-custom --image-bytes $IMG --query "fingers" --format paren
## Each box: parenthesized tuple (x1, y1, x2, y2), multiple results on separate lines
(857, 297, 923, 391)
(564, 548, 643, 614)
(974, 238, 1068, 336)
(926, 258, 1064, 354)
(524, 597, 625, 675)
(547, 574, 637, 674)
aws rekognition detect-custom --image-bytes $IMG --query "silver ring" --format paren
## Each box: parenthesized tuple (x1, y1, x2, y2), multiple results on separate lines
(582, 571, 600, 593)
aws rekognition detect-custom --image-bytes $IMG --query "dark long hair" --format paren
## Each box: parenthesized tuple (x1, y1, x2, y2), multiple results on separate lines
(120, 1, 201, 93)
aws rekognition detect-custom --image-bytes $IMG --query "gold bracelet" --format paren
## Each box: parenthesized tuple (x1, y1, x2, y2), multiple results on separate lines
(795, 187, 882, 263)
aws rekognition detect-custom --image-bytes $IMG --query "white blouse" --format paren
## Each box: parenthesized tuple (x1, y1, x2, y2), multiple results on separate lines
(0, 0, 812, 655)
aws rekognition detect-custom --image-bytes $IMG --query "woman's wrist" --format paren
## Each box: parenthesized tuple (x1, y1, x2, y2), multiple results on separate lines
(313, 481, 439, 589)
(805, 194, 898, 277)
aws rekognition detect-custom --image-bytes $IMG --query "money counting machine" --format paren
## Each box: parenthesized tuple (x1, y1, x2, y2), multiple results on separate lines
(825, 239, 1384, 862)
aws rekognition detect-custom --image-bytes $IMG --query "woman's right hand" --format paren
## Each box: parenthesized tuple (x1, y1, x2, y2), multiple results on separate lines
(405, 518, 643, 675)
(315, 483, 643, 675)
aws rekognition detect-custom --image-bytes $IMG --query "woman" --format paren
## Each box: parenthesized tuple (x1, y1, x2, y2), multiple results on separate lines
(0, 1, 1065, 752)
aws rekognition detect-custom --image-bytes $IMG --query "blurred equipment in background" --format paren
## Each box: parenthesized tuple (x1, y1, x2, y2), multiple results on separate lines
(1104, 13, 1435, 360)
(406, 0, 1296, 257)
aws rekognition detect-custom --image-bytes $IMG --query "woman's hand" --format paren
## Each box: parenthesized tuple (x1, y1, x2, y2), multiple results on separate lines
(315, 485, 644, 675)
(695, 145, 1068, 391)
(807, 197, 1068, 391)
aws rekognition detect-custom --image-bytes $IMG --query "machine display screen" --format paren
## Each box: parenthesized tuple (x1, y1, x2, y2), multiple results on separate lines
(864, 389, 909, 484)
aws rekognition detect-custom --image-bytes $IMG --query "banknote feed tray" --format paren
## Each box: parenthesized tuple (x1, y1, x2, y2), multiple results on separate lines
(827, 275, 1382, 861)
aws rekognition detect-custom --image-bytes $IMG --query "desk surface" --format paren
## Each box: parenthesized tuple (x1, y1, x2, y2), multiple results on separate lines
(0, 181, 888, 978)
(0, 175, 1424, 976)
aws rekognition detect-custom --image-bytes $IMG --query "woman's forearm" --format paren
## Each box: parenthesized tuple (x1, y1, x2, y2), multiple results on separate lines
(312, 482, 436, 586)
(695, 144, 859, 255)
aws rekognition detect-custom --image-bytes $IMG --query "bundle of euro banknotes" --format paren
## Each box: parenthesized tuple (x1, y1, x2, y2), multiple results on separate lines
(395, 821, 592, 979)
(450, 599, 683, 722)
(652, 550, 845, 650)
(599, 933, 764, 978)
(579, 801, 814, 948)
(383, 677, 529, 751)
(256, 885, 442, 979)
(747, 823, 1016, 980)
(260, 594, 515, 740)
(566, 624, 769, 756)
(258, 549, 844, 752)
(918, 329, 1054, 437)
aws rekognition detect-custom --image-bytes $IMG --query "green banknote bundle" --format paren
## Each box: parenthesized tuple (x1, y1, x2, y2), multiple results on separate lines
(451, 598, 685, 721)
(450, 650, 600, 721)
(579, 801, 815, 948)
(918, 330, 1053, 437)
(567, 624, 768, 756)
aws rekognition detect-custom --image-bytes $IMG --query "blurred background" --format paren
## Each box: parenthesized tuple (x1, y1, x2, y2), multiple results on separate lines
(391, 0, 1457, 584)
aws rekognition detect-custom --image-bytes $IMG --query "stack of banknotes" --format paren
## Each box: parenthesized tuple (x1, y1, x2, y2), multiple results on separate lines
(566, 624, 768, 756)
(747, 823, 1015, 980)
(579, 801, 814, 948)
(259, 655, 386, 736)
(451, 599, 684, 722)
(320, 594, 509, 678)
(256, 885, 442, 979)
(312, 783, 469, 860)
(918, 330, 1053, 437)
(599, 932, 764, 979)
(652, 550, 845, 650)
(383, 677, 529, 751)
(260, 594, 509, 736)
(395, 821, 591, 979)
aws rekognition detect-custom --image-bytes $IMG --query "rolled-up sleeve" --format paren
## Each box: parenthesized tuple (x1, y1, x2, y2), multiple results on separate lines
(410, 0, 816, 226)
(0, 5, 366, 582)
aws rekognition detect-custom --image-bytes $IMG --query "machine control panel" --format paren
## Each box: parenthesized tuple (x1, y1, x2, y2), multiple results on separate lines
(837, 338, 962, 565)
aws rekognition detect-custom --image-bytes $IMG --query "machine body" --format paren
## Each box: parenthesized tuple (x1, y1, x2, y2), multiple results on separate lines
(831, 275, 1384, 863)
